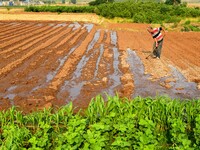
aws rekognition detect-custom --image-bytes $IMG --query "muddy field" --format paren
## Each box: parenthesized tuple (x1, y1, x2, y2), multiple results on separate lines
(0, 19, 199, 113)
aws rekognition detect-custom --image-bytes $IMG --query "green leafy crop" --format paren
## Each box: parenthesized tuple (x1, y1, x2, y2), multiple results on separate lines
(0, 95, 200, 149)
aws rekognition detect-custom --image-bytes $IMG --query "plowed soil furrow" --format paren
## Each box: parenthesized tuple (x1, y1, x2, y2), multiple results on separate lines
(0, 25, 53, 56)
(107, 31, 123, 94)
(81, 30, 105, 80)
(0, 20, 199, 112)
(165, 40, 196, 69)
(48, 27, 97, 94)
(55, 27, 83, 49)
(0, 27, 88, 100)
(0, 24, 45, 46)
(30, 29, 89, 100)
(73, 30, 121, 108)
(3, 25, 72, 60)
(0, 25, 70, 76)
(164, 41, 200, 82)
(0, 25, 67, 69)
(0, 27, 43, 48)
(165, 34, 200, 67)
(44, 27, 74, 49)
(0, 23, 36, 38)
(0, 22, 26, 34)
(80, 30, 118, 92)
(56, 29, 103, 102)
(96, 31, 114, 79)
(0, 22, 37, 39)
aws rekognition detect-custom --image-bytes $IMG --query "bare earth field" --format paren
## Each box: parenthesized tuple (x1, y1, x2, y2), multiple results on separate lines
(0, 12, 199, 113)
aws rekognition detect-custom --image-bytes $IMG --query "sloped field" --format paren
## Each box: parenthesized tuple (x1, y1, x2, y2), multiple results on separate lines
(0, 21, 134, 112)
(0, 21, 199, 112)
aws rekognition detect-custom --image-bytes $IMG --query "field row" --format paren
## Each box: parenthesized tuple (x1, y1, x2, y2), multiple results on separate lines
(0, 21, 134, 111)
(0, 21, 199, 112)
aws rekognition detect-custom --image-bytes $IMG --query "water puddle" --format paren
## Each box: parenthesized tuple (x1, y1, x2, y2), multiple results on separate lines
(54, 23, 67, 28)
(2, 85, 17, 99)
(106, 31, 122, 96)
(68, 22, 81, 30)
(7, 85, 17, 92)
(111, 31, 117, 46)
(2, 85, 17, 105)
(31, 30, 85, 92)
(46, 43, 81, 83)
(127, 49, 200, 99)
(167, 65, 199, 98)
(4, 94, 15, 100)
(46, 52, 74, 83)
(73, 30, 100, 79)
(59, 30, 101, 100)
(60, 30, 122, 100)
(83, 24, 94, 33)
(94, 44, 104, 78)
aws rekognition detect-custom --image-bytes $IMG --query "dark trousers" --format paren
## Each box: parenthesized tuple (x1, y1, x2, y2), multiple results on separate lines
(153, 39, 163, 58)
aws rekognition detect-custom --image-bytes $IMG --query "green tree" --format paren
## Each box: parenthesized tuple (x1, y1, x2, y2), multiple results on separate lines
(165, 0, 181, 5)
(89, 0, 114, 6)
(71, 0, 76, 4)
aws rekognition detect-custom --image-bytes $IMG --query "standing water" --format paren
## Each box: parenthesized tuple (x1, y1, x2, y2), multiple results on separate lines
(107, 31, 122, 96)
(127, 49, 200, 99)
(59, 30, 101, 100)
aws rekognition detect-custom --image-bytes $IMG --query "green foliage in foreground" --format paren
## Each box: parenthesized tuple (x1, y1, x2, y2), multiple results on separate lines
(0, 95, 200, 149)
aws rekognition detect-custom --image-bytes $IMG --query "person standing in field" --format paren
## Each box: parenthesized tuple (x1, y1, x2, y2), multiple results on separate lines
(147, 26, 165, 59)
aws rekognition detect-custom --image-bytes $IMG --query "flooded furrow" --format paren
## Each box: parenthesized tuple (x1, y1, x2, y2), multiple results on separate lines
(18, 25, 88, 98)
(63, 47, 101, 100)
(69, 22, 82, 30)
(72, 30, 122, 105)
(62, 30, 122, 101)
(79, 29, 106, 80)
(53, 22, 67, 28)
(83, 24, 94, 33)
(58, 29, 100, 100)
(165, 65, 200, 99)
(106, 31, 122, 96)
(46, 30, 88, 83)
(94, 44, 104, 78)
(72, 30, 101, 79)
(60, 30, 106, 102)
(127, 49, 200, 99)
(3, 85, 17, 100)
(1, 25, 87, 101)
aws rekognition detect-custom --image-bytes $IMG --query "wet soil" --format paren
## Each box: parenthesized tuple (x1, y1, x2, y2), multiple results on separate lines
(0, 20, 199, 113)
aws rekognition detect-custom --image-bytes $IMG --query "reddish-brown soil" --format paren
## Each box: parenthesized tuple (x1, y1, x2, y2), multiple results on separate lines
(0, 13, 199, 113)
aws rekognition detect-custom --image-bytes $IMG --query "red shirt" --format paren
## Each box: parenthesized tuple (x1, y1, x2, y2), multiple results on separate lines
(151, 27, 163, 42)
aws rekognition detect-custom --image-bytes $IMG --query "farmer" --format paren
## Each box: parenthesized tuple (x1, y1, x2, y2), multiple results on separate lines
(147, 26, 165, 59)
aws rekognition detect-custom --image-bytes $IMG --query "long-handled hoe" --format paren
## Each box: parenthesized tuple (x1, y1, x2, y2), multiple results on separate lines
(146, 47, 156, 59)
